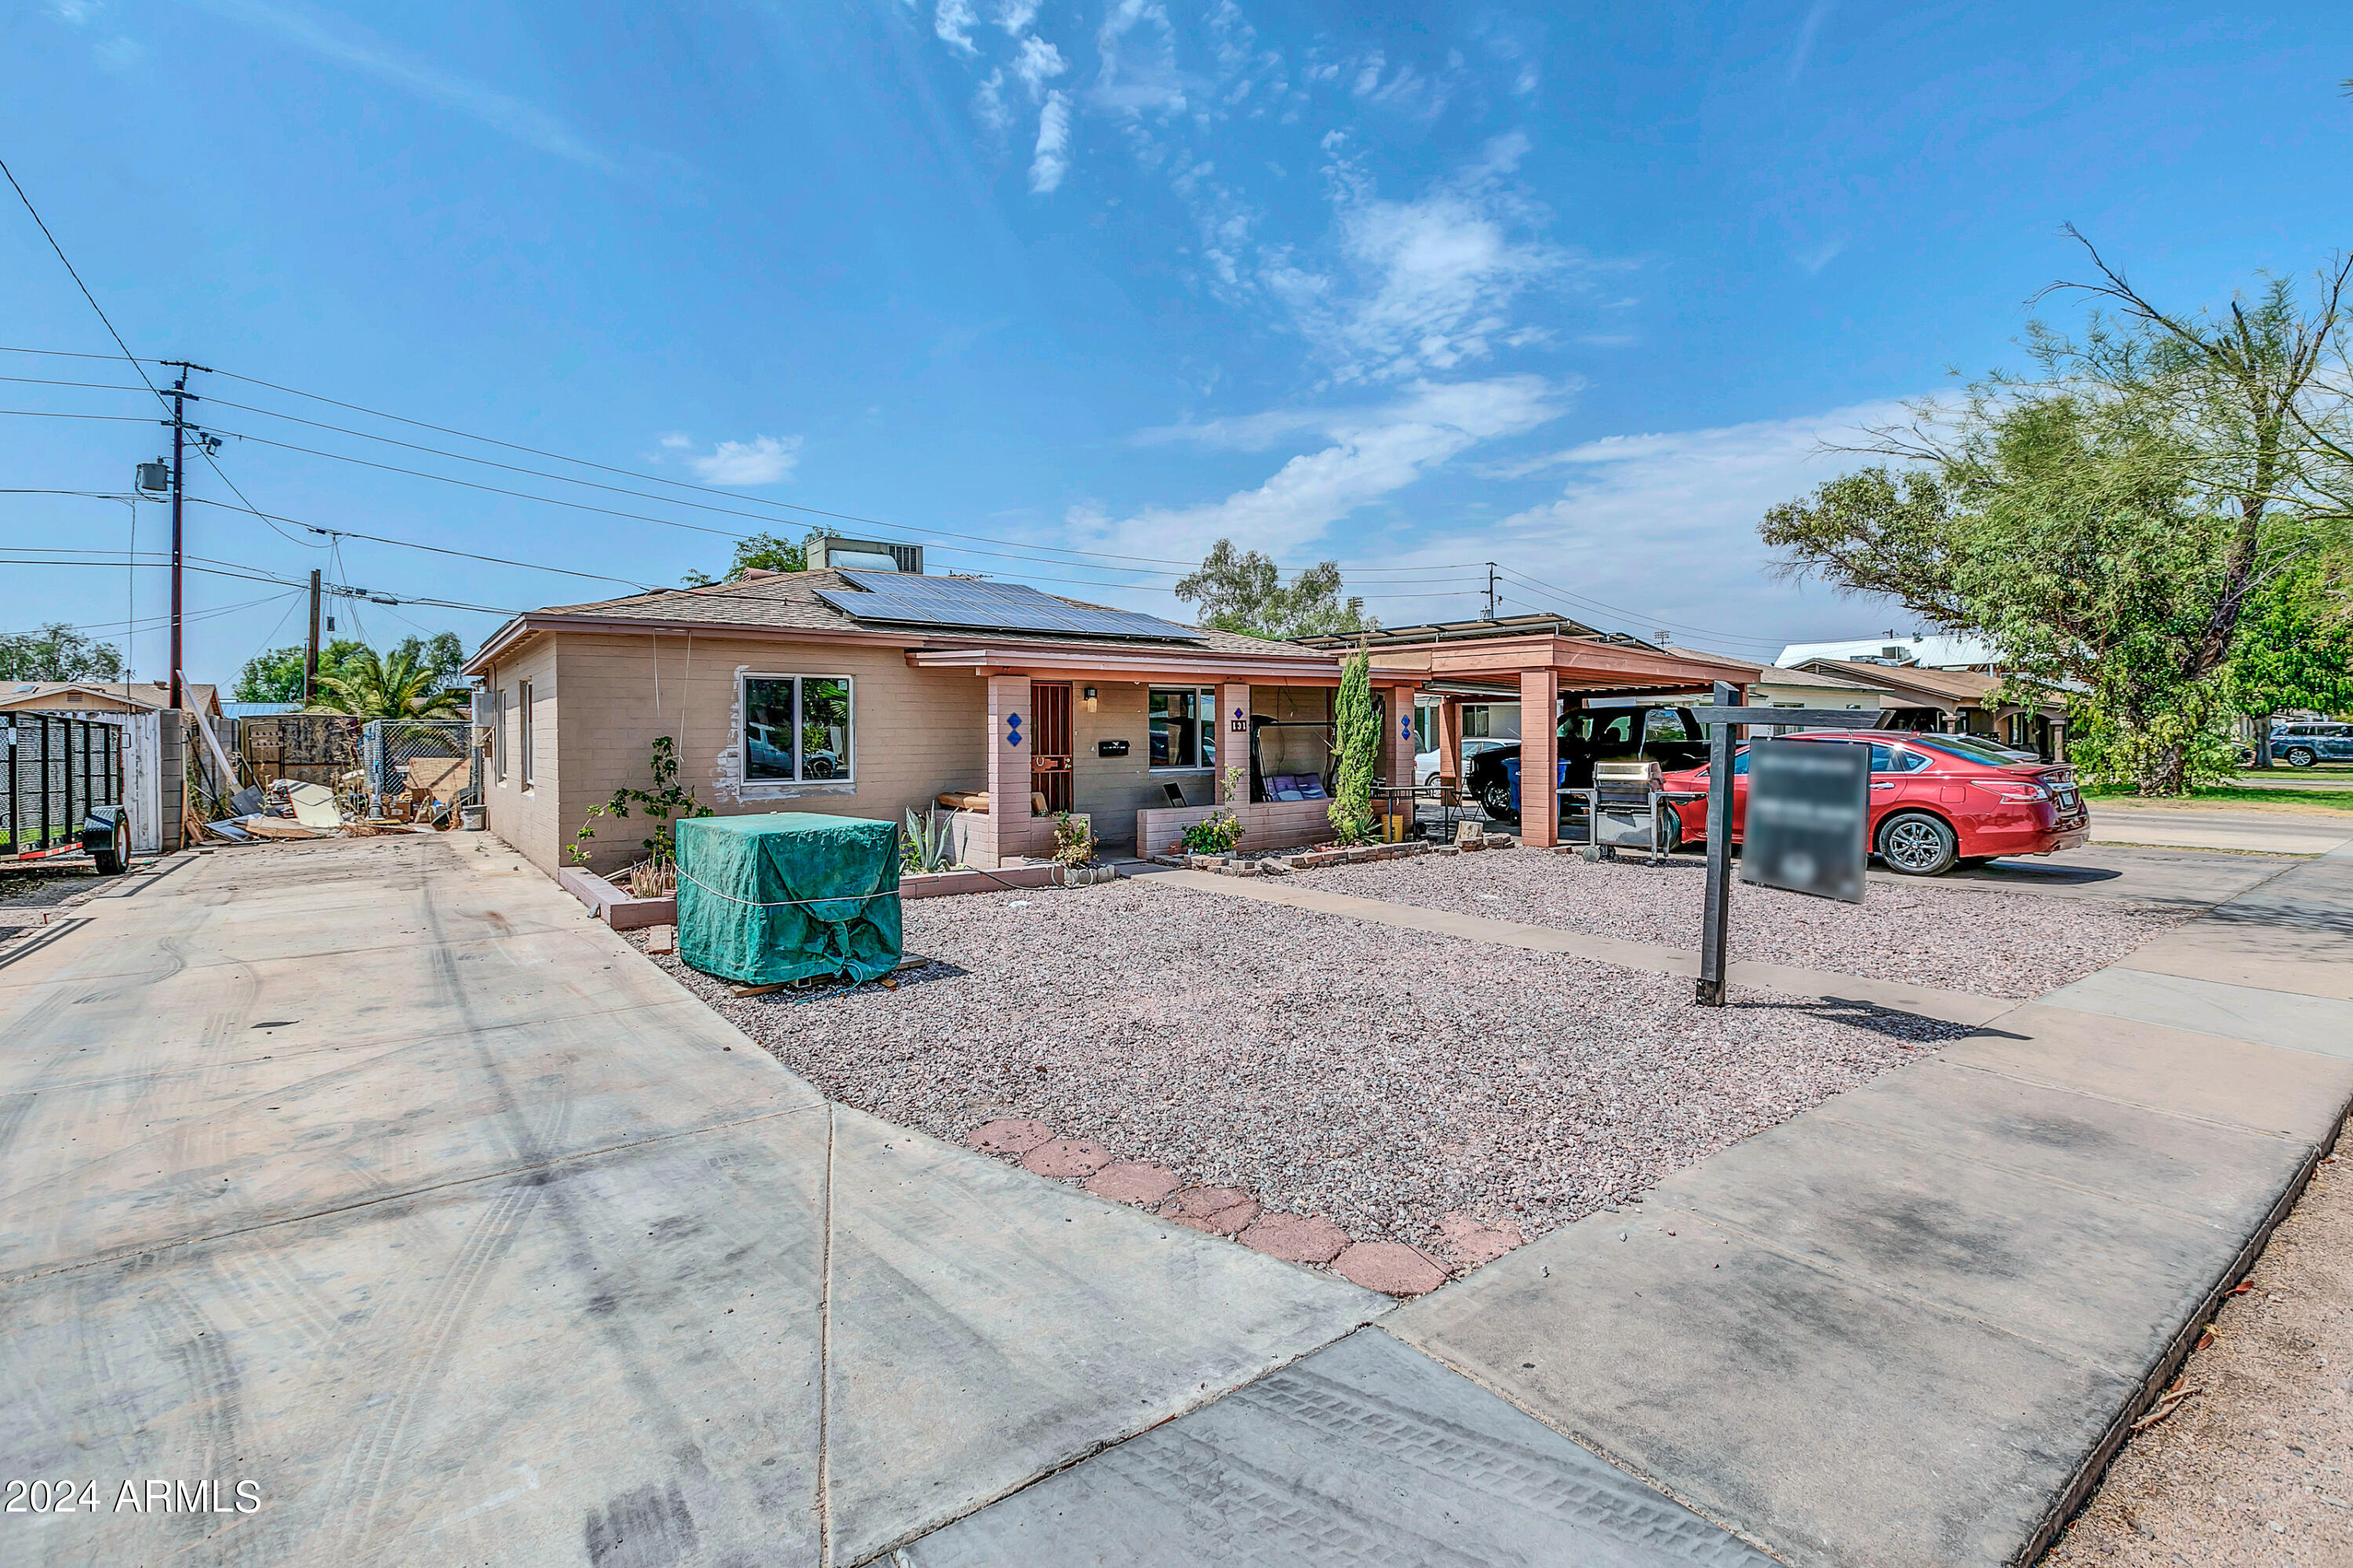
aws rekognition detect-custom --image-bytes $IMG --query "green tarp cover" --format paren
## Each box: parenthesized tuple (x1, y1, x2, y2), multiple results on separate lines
(675, 813, 902, 986)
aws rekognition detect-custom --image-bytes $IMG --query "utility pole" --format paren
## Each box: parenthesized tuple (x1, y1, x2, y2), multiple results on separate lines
(1483, 562, 1498, 620)
(169, 366, 186, 711)
(155, 361, 214, 711)
(304, 569, 323, 704)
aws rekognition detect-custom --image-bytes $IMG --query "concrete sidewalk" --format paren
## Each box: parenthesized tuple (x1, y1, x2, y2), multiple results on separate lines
(2088, 801, 2351, 856)
(0, 836, 1384, 1566)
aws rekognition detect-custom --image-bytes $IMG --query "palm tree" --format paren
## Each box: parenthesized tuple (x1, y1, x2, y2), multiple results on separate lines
(307, 645, 466, 721)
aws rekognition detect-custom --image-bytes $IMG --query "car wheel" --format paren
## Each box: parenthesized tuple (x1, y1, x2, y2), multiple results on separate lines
(1480, 779, 1518, 824)
(1421, 773, 1439, 788)
(2285, 746, 2318, 769)
(806, 755, 836, 779)
(1878, 810, 1958, 876)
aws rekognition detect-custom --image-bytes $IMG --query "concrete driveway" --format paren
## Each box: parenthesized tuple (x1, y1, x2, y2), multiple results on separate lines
(0, 835, 1383, 1566)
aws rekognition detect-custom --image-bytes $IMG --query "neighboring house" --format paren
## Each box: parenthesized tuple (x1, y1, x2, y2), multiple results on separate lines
(0, 680, 223, 719)
(1777, 634, 1998, 671)
(1659, 647, 1894, 719)
(1789, 659, 2068, 759)
(460, 566, 1345, 875)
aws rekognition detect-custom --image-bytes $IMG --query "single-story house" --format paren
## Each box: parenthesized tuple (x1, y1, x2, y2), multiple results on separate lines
(0, 680, 222, 719)
(1788, 659, 2067, 759)
(1658, 646, 1893, 719)
(459, 567, 1347, 877)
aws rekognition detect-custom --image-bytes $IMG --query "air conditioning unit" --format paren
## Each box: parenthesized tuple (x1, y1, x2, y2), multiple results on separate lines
(470, 687, 496, 726)
(806, 533, 923, 574)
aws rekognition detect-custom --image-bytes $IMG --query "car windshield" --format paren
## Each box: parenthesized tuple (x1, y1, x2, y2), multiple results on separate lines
(1908, 734, 2031, 766)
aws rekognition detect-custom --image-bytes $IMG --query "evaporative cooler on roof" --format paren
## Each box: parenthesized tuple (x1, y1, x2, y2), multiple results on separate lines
(814, 572, 1205, 642)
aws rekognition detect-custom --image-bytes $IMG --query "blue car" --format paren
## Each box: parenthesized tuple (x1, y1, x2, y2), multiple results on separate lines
(2271, 722, 2353, 768)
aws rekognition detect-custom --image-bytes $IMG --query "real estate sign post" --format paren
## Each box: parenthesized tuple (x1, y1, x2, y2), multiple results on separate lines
(1691, 691, 1881, 1007)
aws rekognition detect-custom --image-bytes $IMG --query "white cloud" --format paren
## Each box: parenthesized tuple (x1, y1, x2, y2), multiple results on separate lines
(1011, 34, 1066, 98)
(1080, 376, 1564, 560)
(991, 0, 1039, 34)
(974, 69, 1011, 135)
(199, 0, 613, 171)
(1030, 90, 1072, 194)
(934, 0, 978, 55)
(678, 435, 802, 486)
(1467, 399, 1922, 646)
(1268, 133, 1569, 383)
(47, 0, 100, 21)
(1090, 0, 1185, 117)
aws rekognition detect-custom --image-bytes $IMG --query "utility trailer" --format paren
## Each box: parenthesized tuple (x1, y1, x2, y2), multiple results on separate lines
(2, 713, 131, 874)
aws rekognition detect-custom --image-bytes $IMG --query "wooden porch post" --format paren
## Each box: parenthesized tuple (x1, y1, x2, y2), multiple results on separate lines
(1380, 685, 1418, 787)
(979, 672, 1033, 867)
(1217, 681, 1252, 803)
(1518, 669, 1558, 849)
(1435, 697, 1464, 784)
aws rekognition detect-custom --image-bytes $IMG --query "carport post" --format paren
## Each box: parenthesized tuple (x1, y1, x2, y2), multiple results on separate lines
(1517, 669, 1558, 849)
(1696, 680, 1740, 1007)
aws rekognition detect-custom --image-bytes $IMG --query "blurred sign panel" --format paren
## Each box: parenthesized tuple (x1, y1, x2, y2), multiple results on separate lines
(1741, 737, 1868, 903)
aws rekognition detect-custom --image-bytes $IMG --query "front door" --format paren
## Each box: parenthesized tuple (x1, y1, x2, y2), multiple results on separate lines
(1030, 682, 1074, 816)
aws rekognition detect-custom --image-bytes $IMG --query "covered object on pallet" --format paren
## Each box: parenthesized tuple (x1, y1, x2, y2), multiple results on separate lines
(675, 812, 902, 986)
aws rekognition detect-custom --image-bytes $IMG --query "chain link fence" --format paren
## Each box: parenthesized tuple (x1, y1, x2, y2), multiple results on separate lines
(359, 719, 475, 819)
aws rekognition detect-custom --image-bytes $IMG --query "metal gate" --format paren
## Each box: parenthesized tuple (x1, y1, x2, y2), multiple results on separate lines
(359, 719, 475, 817)
(3, 714, 125, 860)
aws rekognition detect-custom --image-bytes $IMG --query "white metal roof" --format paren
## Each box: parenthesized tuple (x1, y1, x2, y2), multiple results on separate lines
(1775, 633, 1997, 670)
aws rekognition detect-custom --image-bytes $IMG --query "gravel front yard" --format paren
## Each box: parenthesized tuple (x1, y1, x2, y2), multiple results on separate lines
(636, 877, 1967, 1286)
(1289, 848, 2195, 999)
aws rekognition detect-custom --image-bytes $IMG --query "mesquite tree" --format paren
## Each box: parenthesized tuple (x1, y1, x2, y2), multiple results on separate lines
(1762, 234, 2353, 794)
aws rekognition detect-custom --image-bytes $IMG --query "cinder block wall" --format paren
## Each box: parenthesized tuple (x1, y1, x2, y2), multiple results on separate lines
(487, 631, 987, 878)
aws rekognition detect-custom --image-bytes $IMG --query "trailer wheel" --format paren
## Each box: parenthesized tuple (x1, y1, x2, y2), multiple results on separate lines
(90, 814, 129, 875)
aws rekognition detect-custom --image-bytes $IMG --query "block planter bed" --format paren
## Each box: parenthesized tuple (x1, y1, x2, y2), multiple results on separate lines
(628, 876, 1969, 1294)
(567, 859, 1115, 926)
(558, 866, 675, 931)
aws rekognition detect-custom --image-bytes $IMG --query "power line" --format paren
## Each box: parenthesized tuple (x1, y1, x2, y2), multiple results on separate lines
(0, 345, 1481, 579)
(1492, 565, 1788, 651)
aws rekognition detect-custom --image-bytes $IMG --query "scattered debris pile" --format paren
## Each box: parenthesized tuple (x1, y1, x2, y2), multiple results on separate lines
(202, 760, 475, 845)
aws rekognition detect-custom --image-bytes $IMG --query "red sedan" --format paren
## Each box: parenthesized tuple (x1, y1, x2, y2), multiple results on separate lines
(1659, 731, 2090, 876)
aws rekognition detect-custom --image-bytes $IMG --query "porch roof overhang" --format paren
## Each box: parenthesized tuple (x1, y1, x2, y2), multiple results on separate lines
(903, 646, 1344, 685)
(1362, 635, 1758, 698)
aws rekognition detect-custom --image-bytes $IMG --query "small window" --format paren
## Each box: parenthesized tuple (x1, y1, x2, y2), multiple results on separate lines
(741, 675, 854, 784)
(1148, 687, 1216, 769)
(518, 680, 534, 787)
(1868, 744, 1929, 773)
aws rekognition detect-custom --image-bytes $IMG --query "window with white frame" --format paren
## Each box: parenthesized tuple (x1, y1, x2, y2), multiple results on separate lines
(741, 675, 854, 784)
(1148, 686, 1216, 770)
(518, 680, 534, 786)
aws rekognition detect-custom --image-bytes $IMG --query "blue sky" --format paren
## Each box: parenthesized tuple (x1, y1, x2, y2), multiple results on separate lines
(2, 0, 2348, 682)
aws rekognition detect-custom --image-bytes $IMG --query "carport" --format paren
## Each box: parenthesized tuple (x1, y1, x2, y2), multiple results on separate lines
(1298, 615, 1757, 849)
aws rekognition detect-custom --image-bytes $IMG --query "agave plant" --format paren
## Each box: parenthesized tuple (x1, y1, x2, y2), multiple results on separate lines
(903, 806, 958, 872)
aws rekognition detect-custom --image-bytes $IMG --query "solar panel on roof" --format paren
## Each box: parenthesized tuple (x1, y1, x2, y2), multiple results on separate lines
(816, 573, 1206, 642)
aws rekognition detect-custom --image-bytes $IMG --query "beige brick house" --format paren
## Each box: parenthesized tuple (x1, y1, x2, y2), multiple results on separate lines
(461, 568, 1346, 876)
